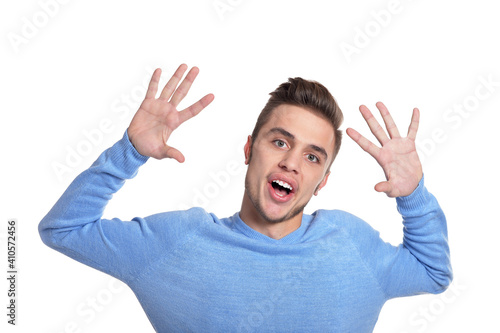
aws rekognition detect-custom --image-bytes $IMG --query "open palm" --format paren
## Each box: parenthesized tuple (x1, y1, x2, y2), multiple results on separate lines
(347, 102, 423, 197)
(128, 64, 214, 161)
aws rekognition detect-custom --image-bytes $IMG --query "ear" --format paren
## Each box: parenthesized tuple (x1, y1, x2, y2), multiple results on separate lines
(244, 135, 252, 165)
(314, 171, 330, 196)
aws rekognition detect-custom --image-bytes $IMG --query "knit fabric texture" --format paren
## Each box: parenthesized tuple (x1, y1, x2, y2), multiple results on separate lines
(39, 131, 452, 332)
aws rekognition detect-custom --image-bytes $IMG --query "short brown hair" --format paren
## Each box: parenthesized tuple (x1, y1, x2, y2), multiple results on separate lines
(251, 77, 344, 168)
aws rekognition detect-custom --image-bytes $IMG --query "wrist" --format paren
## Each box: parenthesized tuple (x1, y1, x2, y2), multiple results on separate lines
(396, 175, 429, 215)
(125, 129, 149, 160)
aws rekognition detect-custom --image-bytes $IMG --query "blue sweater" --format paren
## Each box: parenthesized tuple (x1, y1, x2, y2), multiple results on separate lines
(39, 131, 452, 332)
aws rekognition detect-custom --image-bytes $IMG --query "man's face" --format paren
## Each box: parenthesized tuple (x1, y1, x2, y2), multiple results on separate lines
(243, 104, 336, 223)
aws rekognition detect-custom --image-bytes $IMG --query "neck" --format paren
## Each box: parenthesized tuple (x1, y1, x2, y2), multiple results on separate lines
(239, 192, 303, 240)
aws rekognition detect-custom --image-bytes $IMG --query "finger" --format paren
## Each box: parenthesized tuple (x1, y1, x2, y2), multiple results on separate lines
(163, 145, 185, 163)
(407, 107, 420, 140)
(178, 93, 215, 124)
(159, 64, 188, 101)
(375, 181, 393, 195)
(359, 104, 390, 145)
(346, 127, 380, 159)
(376, 101, 401, 139)
(170, 66, 199, 107)
(145, 68, 161, 99)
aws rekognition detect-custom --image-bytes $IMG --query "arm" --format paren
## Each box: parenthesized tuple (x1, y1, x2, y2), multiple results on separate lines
(39, 65, 214, 281)
(346, 102, 452, 297)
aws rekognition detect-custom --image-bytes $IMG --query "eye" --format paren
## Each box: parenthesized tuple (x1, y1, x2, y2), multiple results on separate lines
(307, 154, 319, 163)
(273, 140, 288, 149)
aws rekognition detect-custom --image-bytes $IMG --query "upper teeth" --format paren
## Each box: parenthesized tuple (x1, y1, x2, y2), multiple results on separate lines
(273, 180, 293, 191)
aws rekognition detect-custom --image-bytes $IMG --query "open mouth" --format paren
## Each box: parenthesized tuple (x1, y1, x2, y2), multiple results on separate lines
(270, 180, 293, 198)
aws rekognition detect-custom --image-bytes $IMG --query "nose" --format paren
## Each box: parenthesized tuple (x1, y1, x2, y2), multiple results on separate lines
(278, 150, 300, 173)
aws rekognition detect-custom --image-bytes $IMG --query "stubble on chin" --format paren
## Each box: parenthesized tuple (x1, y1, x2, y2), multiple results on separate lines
(244, 178, 307, 224)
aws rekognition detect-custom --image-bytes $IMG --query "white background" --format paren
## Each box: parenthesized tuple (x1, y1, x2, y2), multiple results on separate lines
(1, 0, 499, 332)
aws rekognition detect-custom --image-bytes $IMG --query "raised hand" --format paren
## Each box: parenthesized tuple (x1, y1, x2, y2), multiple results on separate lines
(127, 64, 214, 161)
(346, 102, 423, 198)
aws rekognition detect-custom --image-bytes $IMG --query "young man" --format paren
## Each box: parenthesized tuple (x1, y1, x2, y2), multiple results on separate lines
(39, 64, 452, 332)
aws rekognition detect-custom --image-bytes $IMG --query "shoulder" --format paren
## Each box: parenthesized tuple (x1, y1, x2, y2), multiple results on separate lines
(311, 209, 370, 228)
(309, 209, 381, 240)
(145, 207, 216, 227)
(310, 210, 392, 270)
(139, 207, 218, 239)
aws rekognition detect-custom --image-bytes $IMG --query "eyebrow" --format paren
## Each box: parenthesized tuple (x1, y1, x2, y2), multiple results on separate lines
(267, 127, 329, 161)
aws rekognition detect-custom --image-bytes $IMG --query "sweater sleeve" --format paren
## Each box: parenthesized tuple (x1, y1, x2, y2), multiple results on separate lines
(345, 176, 452, 300)
(389, 176, 453, 297)
(38, 130, 183, 282)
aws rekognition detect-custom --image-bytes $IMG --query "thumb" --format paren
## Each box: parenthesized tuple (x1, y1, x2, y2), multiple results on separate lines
(163, 145, 185, 163)
(374, 181, 392, 196)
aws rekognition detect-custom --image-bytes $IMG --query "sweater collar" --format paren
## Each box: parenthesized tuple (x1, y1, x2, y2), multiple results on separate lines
(230, 212, 312, 245)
